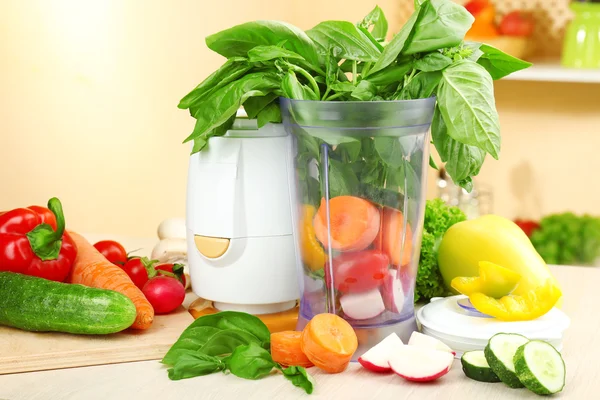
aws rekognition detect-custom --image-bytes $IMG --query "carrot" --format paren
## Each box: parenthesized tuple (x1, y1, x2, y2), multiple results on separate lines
(313, 196, 380, 252)
(68, 231, 154, 330)
(374, 207, 413, 266)
(271, 331, 314, 368)
(300, 313, 358, 373)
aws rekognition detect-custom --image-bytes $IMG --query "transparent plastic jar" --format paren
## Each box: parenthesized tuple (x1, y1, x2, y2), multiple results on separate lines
(281, 97, 436, 359)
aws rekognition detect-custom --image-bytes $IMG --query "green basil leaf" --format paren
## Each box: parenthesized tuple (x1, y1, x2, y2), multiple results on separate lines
(359, 5, 388, 41)
(257, 102, 282, 127)
(328, 158, 359, 197)
(281, 366, 316, 395)
(429, 155, 439, 170)
(178, 57, 251, 110)
(431, 105, 485, 190)
(464, 41, 484, 61)
(374, 137, 404, 168)
(243, 93, 278, 119)
(351, 80, 377, 101)
(167, 351, 225, 381)
(339, 59, 364, 73)
(367, 63, 412, 86)
(404, 0, 474, 55)
(335, 139, 362, 162)
(358, 26, 384, 52)
(437, 60, 500, 159)
(200, 329, 264, 356)
(397, 70, 442, 100)
(477, 43, 532, 80)
(162, 326, 222, 365)
(330, 81, 356, 92)
(184, 72, 281, 144)
(325, 47, 340, 88)
(190, 113, 236, 154)
(413, 52, 452, 72)
(206, 21, 320, 68)
(282, 71, 319, 100)
(307, 21, 381, 62)
(247, 45, 305, 63)
(226, 342, 276, 380)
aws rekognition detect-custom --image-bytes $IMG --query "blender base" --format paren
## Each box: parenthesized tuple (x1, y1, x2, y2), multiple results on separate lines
(188, 298, 300, 333)
(296, 314, 418, 361)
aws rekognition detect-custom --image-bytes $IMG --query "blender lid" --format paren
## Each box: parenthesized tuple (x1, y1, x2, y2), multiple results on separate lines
(416, 296, 570, 352)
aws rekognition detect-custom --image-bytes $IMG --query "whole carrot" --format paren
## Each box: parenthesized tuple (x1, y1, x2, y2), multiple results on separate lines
(68, 231, 154, 330)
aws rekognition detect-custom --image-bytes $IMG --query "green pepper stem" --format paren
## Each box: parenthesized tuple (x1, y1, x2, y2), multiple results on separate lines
(26, 197, 67, 261)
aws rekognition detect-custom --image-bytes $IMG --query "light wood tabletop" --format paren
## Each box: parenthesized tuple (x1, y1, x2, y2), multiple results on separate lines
(1, 236, 599, 400)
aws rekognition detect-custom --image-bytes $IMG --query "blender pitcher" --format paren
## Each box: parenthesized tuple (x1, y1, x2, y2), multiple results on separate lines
(281, 97, 436, 360)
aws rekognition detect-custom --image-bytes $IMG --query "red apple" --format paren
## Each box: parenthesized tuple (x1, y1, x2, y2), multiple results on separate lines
(499, 11, 535, 37)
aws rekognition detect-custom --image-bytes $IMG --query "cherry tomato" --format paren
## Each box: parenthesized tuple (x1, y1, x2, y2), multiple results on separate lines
(120, 257, 157, 289)
(143, 276, 185, 314)
(94, 240, 127, 265)
(326, 250, 390, 293)
(155, 263, 186, 287)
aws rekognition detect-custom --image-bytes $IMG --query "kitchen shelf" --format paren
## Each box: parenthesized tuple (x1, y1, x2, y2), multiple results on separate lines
(503, 61, 600, 84)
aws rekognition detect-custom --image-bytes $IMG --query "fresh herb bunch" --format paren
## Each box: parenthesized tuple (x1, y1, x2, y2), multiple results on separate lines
(178, 0, 530, 189)
(163, 311, 315, 394)
(530, 213, 600, 266)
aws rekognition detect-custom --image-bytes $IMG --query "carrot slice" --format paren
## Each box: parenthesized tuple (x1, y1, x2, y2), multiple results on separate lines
(313, 196, 380, 252)
(271, 331, 314, 368)
(301, 313, 358, 373)
(69, 231, 154, 330)
(374, 207, 413, 266)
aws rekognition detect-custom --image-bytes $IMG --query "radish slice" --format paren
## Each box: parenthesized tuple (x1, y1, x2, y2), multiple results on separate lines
(389, 345, 454, 382)
(381, 269, 405, 313)
(340, 288, 385, 320)
(358, 333, 404, 373)
(408, 331, 455, 356)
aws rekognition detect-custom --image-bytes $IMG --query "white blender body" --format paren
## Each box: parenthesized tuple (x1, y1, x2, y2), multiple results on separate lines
(186, 118, 299, 314)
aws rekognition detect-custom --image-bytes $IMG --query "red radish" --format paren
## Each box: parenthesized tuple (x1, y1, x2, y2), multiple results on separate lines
(389, 345, 453, 382)
(408, 331, 455, 356)
(358, 333, 404, 373)
(142, 276, 185, 314)
(381, 269, 405, 313)
(340, 288, 385, 320)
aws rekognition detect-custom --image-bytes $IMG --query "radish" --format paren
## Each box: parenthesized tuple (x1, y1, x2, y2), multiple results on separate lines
(389, 345, 454, 382)
(358, 333, 404, 372)
(340, 288, 385, 320)
(408, 331, 455, 356)
(381, 269, 405, 313)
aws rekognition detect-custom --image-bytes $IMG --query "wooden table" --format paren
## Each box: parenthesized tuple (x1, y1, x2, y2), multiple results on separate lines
(1, 236, 599, 399)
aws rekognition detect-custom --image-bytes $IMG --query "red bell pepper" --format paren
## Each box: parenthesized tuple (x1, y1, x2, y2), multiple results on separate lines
(514, 219, 540, 238)
(0, 197, 77, 282)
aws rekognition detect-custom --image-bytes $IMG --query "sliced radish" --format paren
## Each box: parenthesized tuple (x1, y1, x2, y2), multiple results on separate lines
(340, 288, 385, 320)
(408, 331, 455, 356)
(358, 333, 404, 373)
(389, 345, 454, 382)
(381, 269, 405, 313)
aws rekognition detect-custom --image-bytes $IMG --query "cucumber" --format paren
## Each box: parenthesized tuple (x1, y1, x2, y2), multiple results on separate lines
(0, 272, 136, 335)
(484, 333, 530, 388)
(461, 350, 501, 383)
(514, 340, 566, 395)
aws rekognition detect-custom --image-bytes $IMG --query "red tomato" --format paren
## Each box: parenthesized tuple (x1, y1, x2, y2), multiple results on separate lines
(120, 257, 155, 289)
(514, 219, 540, 238)
(156, 263, 187, 287)
(94, 240, 127, 265)
(326, 250, 390, 293)
(499, 11, 535, 37)
(143, 276, 185, 314)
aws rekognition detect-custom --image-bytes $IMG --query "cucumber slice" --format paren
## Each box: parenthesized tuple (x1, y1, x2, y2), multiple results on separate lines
(514, 340, 566, 395)
(461, 350, 501, 383)
(484, 333, 530, 388)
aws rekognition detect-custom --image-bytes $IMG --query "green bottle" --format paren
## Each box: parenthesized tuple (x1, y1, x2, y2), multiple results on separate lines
(562, 0, 600, 68)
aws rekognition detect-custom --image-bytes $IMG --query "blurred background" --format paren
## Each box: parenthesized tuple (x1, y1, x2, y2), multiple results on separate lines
(1, 0, 599, 263)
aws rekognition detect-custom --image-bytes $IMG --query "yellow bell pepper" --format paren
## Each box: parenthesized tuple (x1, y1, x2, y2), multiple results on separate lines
(451, 261, 522, 299)
(299, 205, 327, 272)
(468, 279, 562, 321)
(438, 215, 562, 306)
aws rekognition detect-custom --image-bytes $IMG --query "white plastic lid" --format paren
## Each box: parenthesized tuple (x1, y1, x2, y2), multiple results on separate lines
(416, 295, 570, 357)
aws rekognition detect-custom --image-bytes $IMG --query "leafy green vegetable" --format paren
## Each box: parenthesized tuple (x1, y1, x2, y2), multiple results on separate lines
(416, 199, 467, 302)
(477, 44, 533, 80)
(226, 342, 276, 380)
(358, 6, 388, 41)
(168, 351, 225, 381)
(280, 366, 316, 394)
(307, 21, 381, 62)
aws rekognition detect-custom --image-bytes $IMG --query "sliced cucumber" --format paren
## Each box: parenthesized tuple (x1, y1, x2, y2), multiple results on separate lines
(461, 350, 501, 383)
(484, 333, 530, 388)
(514, 340, 566, 395)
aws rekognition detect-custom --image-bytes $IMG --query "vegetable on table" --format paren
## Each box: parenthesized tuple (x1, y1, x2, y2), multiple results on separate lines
(388, 345, 453, 382)
(270, 330, 314, 368)
(358, 333, 404, 373)
(407, 331, 455, 355)
(514, 340, 566, 395)
(93, 240, 127, 266)
(0, 197, 77, 282)
(142, 275, 186, 315)
(461, 350, 501, 383)
(451, 261, 522, 299)
(119, 256, 158, 289)
(156, 262, 187, 287)
(299, 205, 327, 272)
(0, 271, 136, 335)
(484, 333, 530, 388)
(300, 313, 358, 373)
(68, 231, 154, 330)
(162, 311, 315, 394)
